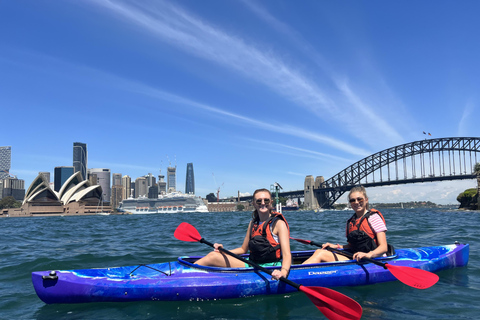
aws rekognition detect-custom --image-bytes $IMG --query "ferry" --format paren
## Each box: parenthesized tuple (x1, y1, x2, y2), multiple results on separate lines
(117, 192, 208, 214)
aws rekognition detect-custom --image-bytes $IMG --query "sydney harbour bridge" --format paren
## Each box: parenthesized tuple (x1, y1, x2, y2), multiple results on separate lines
(238, 137, 480, 209)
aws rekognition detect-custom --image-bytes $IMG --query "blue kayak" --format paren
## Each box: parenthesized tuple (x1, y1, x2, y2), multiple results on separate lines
(32, 243, 469, 304)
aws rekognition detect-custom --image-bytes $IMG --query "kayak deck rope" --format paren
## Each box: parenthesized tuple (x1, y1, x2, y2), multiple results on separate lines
(129, 263, 172, 277)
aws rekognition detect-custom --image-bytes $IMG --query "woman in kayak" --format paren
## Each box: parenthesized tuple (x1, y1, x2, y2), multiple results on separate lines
(302, 185, 388, 264)
(196, 188, 292, 280)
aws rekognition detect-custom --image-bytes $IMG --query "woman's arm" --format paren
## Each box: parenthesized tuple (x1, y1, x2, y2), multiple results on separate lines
(271, 220, 291, 279)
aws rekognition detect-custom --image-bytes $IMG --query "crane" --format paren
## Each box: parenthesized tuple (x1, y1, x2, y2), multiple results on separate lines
(0, 170, 17, 179)
(212, 173, 224, 202)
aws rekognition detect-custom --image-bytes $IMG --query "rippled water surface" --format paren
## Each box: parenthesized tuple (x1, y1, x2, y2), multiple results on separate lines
(1, 208, 478, 319)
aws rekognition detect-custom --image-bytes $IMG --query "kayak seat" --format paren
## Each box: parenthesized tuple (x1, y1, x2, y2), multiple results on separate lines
(387, 244, 396, 256)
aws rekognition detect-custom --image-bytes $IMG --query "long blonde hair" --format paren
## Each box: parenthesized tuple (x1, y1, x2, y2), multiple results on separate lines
(348, 185, 369, 210)
(251, 188, 273, 222)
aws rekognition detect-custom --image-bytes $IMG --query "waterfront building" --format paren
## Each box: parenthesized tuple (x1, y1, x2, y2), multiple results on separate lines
(54, 166, 74, 192)
(5, 172, 112, 216)
(122, 175, 131, 199)
(88, 168, 111, 203)
(145, 173, 156, 190)
(39, 172, 50, 183)
(185, 163, 195, 194)
(1, 177, 25, 201)
(112, 173, 122, 187)
(111, 185, 124, 210)
(148, 184, 159, 199)
(0, 146, 12, 181)
(158, 173, 167, 195)
(73, 142, 87, 181)
(135, 177, 147, 198)
(167, 166, 176, 193)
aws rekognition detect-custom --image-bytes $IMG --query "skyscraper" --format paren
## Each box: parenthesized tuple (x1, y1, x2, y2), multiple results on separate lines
(167, 166, 176, 193)
(122, 175, 131, 199)
(88, 168, 111, 203)
(158, 173, 166, 195)
(185, 163, 195, 194)
(54, 166, 74, 192)
(73, 142, 87, 180)
(112, 173, 122, 186)
(0, 146, 12, 180)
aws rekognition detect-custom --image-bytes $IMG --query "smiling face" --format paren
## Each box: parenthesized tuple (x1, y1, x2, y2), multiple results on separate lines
(253, 190, 272, 216)
(349, 191, 368, 215)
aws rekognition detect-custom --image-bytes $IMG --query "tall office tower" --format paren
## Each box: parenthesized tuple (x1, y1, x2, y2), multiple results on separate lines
(148, 184, 159, 199)
(145, 173, 156, 189)
(1, 177, 25, 201)
(73, 142, 87, 180)
(122, 175, 131, 199)
(167, 166, 176, 193)
(39, 172, 50, 183)
(111, 185, 124, 210)
(54, 166, 74, 192)
(88, 168, 111, 203)
(0, 146, 12, 180)
(112, 173, 122, 186)
(158, 173, 167, 195)
(185, 163, 195, 194)
(135, 177, 147, 198)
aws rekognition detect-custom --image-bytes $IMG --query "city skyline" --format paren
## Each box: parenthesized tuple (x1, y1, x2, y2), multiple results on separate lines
(2, 1, 479, 204)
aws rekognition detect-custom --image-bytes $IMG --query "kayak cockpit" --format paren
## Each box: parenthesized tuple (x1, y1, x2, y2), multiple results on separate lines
(177, 249, 399, 272)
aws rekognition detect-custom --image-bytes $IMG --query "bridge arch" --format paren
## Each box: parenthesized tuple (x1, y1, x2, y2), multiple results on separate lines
(313, 137, 480, 208)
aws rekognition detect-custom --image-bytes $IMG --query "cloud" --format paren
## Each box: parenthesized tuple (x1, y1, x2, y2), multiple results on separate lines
(88, 0, 409, 149)
(458, 99, 475, 136)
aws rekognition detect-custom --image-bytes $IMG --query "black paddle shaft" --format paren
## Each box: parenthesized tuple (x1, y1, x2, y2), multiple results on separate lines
(199, 238, 301, 290)
(302, 239, 388, 269)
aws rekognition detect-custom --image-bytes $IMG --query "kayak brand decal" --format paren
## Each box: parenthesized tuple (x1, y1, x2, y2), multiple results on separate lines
(308, 270, 338, 276)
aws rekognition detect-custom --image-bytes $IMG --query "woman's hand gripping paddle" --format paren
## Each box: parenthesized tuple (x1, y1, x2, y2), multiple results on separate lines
(290, 236, 439, 290)
(174, 222, 362, 320)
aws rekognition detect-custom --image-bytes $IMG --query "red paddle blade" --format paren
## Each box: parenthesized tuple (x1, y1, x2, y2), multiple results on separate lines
(386, 264, 439, 289)
(300, 286, 362, 320)
(174, 222, 202, 242)
(290, 237, 312, 245)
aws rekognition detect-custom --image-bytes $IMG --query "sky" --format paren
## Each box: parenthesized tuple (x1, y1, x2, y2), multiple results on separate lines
(1, 0, 479, 205)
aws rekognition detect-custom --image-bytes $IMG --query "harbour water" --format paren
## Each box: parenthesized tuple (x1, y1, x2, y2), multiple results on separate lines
(1, 208, 478, 319)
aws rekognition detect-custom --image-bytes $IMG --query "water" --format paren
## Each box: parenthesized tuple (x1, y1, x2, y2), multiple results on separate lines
(1, 208, 478, 319)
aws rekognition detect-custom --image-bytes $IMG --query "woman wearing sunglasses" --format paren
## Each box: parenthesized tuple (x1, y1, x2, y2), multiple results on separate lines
(196, 188, 291, 280)
(302, 185, 388, 264)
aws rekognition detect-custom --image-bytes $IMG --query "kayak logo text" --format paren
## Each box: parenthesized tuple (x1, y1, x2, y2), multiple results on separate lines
(308, 270, 337, 275)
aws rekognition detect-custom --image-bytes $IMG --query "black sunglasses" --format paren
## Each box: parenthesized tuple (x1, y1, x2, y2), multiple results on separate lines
(349, 197, 364, 203)
(255, 198, 271, 205)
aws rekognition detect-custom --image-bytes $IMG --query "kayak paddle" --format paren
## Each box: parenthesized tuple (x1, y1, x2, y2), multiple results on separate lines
(291, 236, 439, 290)
(175, 222, 362, 320)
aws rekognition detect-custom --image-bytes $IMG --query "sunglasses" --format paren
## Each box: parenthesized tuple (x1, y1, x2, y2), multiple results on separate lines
(255, 198, 271, 205)
(349, 197, 364, 204)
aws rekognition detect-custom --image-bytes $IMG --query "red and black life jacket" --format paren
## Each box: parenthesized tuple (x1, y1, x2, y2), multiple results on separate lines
(345, 209, 386, 253)
(248, 212, 289, 264)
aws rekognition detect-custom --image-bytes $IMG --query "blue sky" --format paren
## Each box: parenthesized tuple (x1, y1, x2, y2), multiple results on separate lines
(1, 0, 478, 204)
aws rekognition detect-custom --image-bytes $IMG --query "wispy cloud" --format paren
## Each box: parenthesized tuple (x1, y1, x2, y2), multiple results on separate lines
(131, 82, 370, 156)
(458, 99, 475, 136)
(244, 138, 354, 162)
(241, 0, 407, 146)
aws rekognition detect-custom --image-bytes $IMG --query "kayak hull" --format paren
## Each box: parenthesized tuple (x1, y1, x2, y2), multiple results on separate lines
(32, 243, 469, 304)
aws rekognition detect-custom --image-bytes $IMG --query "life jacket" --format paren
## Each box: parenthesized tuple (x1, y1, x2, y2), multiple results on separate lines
(346, 209, 386, 253)
(248, 212, 289, 264)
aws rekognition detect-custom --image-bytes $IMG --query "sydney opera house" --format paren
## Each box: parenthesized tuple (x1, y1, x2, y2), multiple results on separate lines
(3, 172, 112, 216)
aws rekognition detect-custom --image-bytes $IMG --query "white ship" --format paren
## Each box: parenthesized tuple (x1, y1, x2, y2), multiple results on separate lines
(117, 192, 208, 214)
